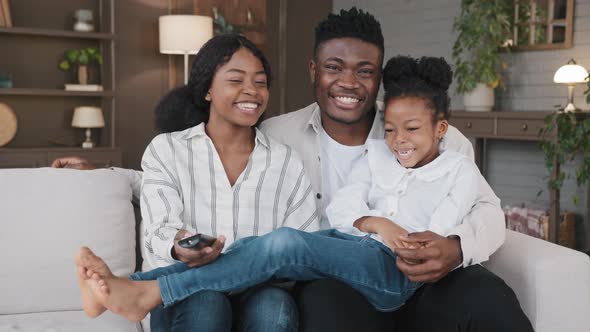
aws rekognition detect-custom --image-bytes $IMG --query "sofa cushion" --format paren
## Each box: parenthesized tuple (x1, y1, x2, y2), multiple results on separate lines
(0, 168, 136, 314)
(0, 310, 142, 332)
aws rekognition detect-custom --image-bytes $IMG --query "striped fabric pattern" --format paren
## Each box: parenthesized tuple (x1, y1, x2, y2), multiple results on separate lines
(140, 123, 320, 268)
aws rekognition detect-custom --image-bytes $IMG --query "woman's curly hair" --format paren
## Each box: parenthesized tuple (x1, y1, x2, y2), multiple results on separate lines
(382, 56, 452, 121)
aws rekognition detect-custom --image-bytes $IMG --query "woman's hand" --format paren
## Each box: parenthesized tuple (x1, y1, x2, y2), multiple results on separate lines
(172, 229, 226, 268)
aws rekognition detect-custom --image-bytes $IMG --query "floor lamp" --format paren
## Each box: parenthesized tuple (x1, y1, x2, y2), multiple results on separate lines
(159, 15, 213, 85)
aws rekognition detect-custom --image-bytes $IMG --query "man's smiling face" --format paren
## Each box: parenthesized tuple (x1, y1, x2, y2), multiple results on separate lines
(310, 37, 382, 125)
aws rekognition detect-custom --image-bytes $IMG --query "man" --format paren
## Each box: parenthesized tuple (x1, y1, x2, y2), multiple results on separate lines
(54, 7, 533, 332)
(260, 7, 533, 332)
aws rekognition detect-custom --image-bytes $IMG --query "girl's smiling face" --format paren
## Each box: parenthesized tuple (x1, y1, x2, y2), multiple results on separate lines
(384, 97, 448, 168)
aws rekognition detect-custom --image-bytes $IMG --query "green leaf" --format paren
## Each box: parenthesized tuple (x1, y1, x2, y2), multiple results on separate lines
(78, 51, 89, 65)
(66, 50, 79, 63)
(58, 60, 70, 71)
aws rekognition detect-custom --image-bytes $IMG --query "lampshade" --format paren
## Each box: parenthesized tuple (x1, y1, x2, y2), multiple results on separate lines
(553, 59, 589, 84)
(72, 106, 104, 128)
(159, 15, 213, 55)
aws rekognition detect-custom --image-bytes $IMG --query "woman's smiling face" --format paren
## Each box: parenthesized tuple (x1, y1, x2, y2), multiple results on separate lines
(207, 47, 269, 128)
(384, 97, 448, 168)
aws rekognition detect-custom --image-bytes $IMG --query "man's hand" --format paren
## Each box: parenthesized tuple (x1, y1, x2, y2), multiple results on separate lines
(51, 157, 96, 170)
(394, 231, 463, 283)
(172, 229, 225, 268)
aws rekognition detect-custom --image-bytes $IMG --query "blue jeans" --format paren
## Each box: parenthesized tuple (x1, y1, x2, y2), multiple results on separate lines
(132, 228, 421, 312)
(148, 286, 297, 332)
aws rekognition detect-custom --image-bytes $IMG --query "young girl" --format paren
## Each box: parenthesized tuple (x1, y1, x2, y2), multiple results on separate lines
(77, 55, 496, 321)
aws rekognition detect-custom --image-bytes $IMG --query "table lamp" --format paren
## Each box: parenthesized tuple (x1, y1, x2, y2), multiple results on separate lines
(159, 15, 213, 85)
(553, 59, 589, 112)
(72, 106, 104, 148)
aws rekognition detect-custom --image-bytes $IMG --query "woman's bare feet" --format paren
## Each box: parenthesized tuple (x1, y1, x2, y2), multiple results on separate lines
(92, 276, 162, 322)
(77, 246, 162, 322)
(76, 247, 108, 317)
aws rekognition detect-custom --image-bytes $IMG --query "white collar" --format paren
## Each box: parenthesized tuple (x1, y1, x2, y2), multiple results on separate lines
(368, 139, 465, 183)
(179, 123, 271, 150)
(304, 101, 385, 142)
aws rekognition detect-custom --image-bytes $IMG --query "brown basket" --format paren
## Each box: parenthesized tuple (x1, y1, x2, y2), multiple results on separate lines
(539, 211, 576, 249)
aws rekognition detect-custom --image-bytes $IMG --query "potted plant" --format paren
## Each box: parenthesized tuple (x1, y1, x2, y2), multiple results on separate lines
(58, 47, 103, 85)
(539, 109, 590, 205)
(452, 0, 512, 111)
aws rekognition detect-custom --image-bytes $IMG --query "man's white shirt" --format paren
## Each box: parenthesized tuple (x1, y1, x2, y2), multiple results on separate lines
(318, 127, 366, 222)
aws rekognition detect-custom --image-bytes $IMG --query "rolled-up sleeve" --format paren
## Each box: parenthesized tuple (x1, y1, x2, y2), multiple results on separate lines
(140, 134, 184, 268)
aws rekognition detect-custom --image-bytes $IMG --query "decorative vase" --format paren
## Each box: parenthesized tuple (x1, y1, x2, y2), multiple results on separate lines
(78, 65, 88, 85)
(463, 83, 494, 112)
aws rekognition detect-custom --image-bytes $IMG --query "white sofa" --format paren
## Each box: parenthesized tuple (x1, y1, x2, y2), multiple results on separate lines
(1, 168, 589, 332)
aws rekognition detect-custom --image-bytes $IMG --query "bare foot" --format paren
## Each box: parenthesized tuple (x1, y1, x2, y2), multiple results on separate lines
(76, 249, 107, 317)
(78, 247, 115, 279)
(90, 276, 162, 322)
(77, 246, 162, 322)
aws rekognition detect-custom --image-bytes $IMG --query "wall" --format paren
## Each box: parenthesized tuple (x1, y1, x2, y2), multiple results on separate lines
(115, 1, 171, 169)
(334, 0, 589, 249)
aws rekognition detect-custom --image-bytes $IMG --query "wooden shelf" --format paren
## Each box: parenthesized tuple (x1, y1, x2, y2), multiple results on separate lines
(0, 27, 115, 40)
(0, 88, 114, 97)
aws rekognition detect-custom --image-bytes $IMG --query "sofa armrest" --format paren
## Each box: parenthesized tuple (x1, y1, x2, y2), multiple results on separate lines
(482, 229, 590, 332)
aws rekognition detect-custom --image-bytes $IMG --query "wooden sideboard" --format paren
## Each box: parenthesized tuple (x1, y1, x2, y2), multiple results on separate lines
(449, 111, 566, 243)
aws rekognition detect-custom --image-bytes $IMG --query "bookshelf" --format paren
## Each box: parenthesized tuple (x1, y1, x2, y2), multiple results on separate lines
(0, 0, 120, 167)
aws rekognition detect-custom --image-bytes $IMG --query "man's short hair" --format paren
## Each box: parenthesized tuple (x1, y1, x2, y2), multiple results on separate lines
(314, 7, 384, 59)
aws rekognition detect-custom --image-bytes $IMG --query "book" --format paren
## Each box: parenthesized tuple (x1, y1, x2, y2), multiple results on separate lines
(65, 84, 103, 92)
(1, 0, 11, 27)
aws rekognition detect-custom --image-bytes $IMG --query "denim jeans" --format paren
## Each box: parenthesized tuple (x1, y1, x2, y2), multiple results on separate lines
(131, 228, 421, 312)
(148, 286, 297, 332)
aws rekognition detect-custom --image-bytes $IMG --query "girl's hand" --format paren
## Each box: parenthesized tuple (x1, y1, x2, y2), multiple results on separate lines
(172, 229, 225, 267)
(370, 217, 409, 251)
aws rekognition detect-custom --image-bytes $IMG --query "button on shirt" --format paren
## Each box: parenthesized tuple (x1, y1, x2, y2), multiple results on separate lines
(326, 139, 494, 245)
(140, 123, 320, 268)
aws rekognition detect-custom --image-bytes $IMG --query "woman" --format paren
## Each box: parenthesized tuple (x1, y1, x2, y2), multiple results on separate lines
(77, 33, 319, 332)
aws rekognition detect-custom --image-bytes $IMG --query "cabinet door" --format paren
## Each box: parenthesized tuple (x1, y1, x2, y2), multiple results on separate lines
(0, 151, 48, 168)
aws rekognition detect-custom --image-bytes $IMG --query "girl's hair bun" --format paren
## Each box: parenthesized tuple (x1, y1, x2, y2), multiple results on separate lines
(382, 56, 417, 91)
(417, 57, 452, 91)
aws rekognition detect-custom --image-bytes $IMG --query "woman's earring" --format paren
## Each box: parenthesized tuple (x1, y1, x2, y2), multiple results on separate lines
(205, 93, 211, 101)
